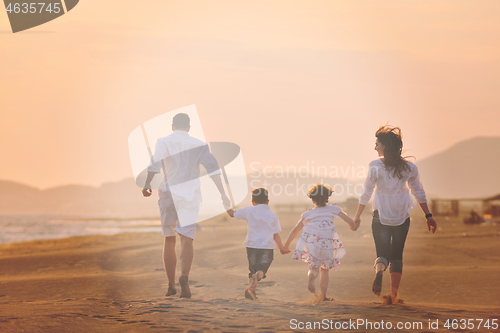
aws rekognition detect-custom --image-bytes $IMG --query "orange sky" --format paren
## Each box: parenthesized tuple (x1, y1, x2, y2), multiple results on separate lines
(1, 1, 500, 189)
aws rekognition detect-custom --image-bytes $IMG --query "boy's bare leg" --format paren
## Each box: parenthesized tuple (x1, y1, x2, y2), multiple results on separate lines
(245, 277, 254, 300)
(246, 272, 259, 299)
(307, 268, 319, 293)
(249, 274, 258, 290)
(163, 236, 177, 296)
(179, 234, 194, 298)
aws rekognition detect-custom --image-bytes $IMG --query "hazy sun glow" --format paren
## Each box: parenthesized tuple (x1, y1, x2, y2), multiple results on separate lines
(1, 0, 499, 188)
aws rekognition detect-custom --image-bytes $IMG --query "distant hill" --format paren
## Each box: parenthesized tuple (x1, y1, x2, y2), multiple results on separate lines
(0, 178, 159, 217)
(0, 175, 362, 217)
(416, 137, 500, 199)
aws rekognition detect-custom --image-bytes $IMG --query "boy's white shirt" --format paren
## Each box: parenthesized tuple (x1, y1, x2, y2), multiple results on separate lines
(234, 204, 281, 249)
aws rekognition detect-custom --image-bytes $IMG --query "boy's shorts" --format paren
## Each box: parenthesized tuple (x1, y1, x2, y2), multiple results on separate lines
(246, 247, 274, 279)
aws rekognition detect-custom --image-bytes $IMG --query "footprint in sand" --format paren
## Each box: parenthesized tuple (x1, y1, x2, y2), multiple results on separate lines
(258, 281, 277, 287)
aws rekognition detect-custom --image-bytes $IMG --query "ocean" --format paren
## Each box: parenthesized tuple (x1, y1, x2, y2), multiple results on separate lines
(0, 215, 162, 244)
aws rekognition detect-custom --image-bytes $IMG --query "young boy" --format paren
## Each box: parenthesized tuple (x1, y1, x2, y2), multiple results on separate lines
(227, 187, 289, 300)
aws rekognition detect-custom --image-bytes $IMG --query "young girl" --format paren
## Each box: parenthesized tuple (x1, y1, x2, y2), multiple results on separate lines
(284, 184, 357, 300)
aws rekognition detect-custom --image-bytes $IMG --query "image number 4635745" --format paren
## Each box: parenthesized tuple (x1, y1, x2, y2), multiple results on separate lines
(3, 0, 79, 33)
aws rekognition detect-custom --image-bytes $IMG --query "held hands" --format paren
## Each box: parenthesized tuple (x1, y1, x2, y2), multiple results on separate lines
(351, 217, 361, 231)
(142, 188, 152, 197)
(280, 246, 291, 255)
(427, 217, 437, 233)
(226, 209, 235, 218)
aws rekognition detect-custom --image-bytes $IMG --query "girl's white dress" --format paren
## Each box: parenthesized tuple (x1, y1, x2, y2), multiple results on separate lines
(291, 204, 346, 270)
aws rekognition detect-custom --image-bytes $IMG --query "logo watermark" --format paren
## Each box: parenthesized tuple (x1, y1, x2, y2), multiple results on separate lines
(3, 0, 79, 33)
(128, 105, 248, 227)
(248, 161, 376, 198)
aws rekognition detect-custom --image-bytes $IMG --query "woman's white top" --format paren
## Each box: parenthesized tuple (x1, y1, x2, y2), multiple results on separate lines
(359, 159, 427, 226)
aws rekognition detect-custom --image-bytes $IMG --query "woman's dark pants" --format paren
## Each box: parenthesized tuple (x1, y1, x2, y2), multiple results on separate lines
(371, 211, 410, 274)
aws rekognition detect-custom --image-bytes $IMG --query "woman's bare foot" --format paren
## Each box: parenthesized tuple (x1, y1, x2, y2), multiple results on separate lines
(165, 284, 177, 297)
(179, 275, 191, 298)
(307, 270, 318, 294)
(372, 271, 383, 296)
(382, 294, 404, 305)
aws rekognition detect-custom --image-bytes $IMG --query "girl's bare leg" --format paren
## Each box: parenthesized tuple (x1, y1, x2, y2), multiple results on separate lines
(319, 268, 329, 297)
(307, 268, 319, 293)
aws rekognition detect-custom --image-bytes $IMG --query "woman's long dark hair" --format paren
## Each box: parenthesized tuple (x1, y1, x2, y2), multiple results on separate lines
(375, 125, 412, 179)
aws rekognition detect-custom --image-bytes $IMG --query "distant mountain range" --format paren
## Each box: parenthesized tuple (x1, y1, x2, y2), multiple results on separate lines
(1, 136, 498, 216)
(0, 175, 362, 217)
(0, 179, 159, 217)
(416, 137, 500, 199)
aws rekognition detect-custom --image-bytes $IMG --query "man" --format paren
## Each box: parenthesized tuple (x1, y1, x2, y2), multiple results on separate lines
(142, 113, 230, 298)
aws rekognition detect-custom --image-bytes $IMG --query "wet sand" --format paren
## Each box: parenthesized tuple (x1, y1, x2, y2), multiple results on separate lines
(0, 212, 499, 332)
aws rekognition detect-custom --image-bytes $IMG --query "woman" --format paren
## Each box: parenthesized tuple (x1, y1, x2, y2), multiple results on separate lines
(353, 125, 437, 304)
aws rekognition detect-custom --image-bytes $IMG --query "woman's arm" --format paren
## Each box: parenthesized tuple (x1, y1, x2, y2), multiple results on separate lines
(353, 204, 366, 229)
(284, 218, 305, 250)
(338, 211, 356, 231)
(419, 202, 437, 233)
(355, 162, 377, 228)
(408, 165, 436, 233)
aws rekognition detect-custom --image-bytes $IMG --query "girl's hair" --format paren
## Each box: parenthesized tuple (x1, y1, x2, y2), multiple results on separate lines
(307, 184, 333, 207)
(375, 125, 412, 179)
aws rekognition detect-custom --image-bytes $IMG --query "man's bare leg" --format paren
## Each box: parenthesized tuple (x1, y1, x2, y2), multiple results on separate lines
(179, 234, 194, 298)
(163, 236, 177, 296)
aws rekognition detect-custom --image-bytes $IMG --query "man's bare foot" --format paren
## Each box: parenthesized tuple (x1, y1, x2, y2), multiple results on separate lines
(179, 275, 191, 298)
(165, 285, 177, 297)
(372, 271, 383, 296)
(307, 270, 318, 294)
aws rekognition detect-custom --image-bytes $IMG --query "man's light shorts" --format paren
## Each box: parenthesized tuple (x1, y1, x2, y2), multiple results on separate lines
(159, 196, 198, 240)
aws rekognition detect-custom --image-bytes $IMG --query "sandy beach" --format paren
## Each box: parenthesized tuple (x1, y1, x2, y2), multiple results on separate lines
(1, 211, 499, 332)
